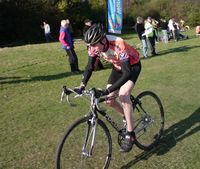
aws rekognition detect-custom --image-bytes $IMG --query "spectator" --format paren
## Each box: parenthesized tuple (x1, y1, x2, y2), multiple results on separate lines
(151, 18, 159, 43)
(135, 16, 148, 58)
(196, 25, 200, 35)
(168, 18, 178, 41)
(66, 19, 73, 35)
(41, 21, 54, 42)
(83, 19, 93, 35)
(143, 16, 158, 56)
(160, 19, 169, 43)
(59, 19, 80, 73)
(175, 21, 188, 40)
(83, 19, 104, 70)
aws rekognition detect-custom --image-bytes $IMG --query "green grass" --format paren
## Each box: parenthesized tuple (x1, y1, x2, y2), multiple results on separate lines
(0, 30, 200, 169)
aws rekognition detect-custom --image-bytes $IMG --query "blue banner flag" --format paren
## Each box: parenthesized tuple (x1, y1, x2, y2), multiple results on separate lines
(107, 0, 123, 34)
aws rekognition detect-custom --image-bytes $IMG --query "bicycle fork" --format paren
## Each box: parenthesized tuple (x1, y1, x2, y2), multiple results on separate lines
(81, 116, 97, 157)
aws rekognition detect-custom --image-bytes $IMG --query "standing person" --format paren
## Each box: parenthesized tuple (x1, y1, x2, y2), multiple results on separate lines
(83, 19, 93, 35)
(144, 16, 158, 56)
(59, 19, 80, 73)
(160, 19, 169, 43)
(135, 16, 148, 59)
(174, 21, 188, 40)
(66, 19, 73, 35)
(41, 21, 54, 42)
(75, 24, 141, 152)
(83, 19, 104, 70)
(151, 18, 159, 43)
(196, 25, 200, 35)
(168, 18, 178, 41)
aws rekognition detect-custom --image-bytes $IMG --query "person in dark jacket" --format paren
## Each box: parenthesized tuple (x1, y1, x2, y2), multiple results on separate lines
(83, 19, 92, 35)
(135, 16, 148, 58)
(59, 19, 80, 73)
(160, 19, 169, 43)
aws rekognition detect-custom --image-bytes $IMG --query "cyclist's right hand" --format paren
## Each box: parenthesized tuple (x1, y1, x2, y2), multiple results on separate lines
(74, 85, 85, 95)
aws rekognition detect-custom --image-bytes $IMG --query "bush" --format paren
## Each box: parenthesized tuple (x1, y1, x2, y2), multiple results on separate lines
(1, 0, 200, 46)
(128, 0, 200, 26)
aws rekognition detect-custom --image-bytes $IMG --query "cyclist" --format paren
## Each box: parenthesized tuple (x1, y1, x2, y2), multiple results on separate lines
(75, 24, 141, 152)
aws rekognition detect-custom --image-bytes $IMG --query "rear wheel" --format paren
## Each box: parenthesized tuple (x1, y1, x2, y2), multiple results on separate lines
(55, 116, 112, 169)
(131, 91, 164, 150)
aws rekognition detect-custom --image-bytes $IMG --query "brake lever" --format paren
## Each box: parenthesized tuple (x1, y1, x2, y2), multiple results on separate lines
(74, 94, 83, 98)
(60, 86, 72, 103)
(60, 90, 65, 102)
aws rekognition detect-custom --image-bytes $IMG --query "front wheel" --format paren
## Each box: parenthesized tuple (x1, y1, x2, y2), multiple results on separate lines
(55, 116, 112, 169)
(132, 91, 165, 150)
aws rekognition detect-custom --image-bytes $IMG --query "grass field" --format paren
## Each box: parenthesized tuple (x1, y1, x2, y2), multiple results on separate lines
(0, 30, 200, 169)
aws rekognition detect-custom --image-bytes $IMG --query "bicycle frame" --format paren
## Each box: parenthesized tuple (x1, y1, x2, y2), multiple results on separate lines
(61, 87, 159, 154)
(56, 87, 164, 169)
(61, 87, 125, 134)
(95, 95, 151, 137)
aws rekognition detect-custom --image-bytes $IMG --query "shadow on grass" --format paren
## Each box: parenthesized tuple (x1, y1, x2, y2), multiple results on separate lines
(140, 45, 200, 60)
(0, 60, 48, 74)
(0, 63, 112, 85)
(158, 45, 200, 55)
(0, 76, 21, 80)
(121, 107, 200, 169)
(0, 71, 83, 85)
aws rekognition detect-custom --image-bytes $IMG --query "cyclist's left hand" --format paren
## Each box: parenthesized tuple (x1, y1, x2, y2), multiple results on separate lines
(95, 88, 109, 98)
(74, 85, 85, 95)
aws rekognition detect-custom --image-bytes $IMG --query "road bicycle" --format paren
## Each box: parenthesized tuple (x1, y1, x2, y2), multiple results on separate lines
(55, 86, 165, 169)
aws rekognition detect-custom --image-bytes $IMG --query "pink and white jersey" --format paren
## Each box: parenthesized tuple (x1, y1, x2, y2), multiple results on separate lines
(88, 35, 140, 70)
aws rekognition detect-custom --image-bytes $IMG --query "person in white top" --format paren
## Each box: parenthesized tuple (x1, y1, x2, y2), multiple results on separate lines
(168, 18, 178, 41)
(143, 16, 158, 56)
(41, 21, 54, 42)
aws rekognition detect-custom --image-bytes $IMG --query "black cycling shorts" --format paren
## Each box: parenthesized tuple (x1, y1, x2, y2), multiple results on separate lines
(108, 61, 141, 85)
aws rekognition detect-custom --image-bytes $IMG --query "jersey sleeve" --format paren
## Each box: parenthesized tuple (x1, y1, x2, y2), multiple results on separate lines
(107, 59, 131, 93)
(82, 56, 97, 86)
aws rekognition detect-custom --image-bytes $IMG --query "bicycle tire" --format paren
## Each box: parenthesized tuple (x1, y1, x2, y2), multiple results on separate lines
(55, 116, 112, 169)
(132, 91, 164, 150)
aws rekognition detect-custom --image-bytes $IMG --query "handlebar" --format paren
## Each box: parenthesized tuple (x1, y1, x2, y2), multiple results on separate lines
(60, 86, 107, 105)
